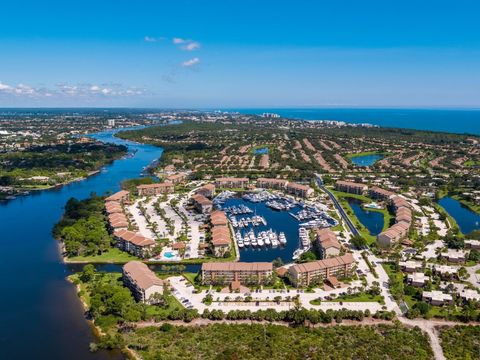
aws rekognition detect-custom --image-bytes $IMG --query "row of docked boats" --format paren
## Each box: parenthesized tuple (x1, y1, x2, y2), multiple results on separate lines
(230, 215, 267, 228)
(213, 190, 236, 205)
(223, 204, 253, 215)
(235, 229, 287, 248)
(292, 227, 311, 260)
(265, 200, 295, 211)
(242, 191, 278, 203)
(289, 207, 322, 221)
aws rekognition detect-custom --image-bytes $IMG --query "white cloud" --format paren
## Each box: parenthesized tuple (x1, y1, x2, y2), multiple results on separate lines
(144, 36, 158, 42)
(181, 57, 200, 67)
(182, 41, 200, 51)
(173, 37, 201, 51)
(173, 37, 186, 44)
(0, 82, 12, 91)
(0, 81, 149, 99)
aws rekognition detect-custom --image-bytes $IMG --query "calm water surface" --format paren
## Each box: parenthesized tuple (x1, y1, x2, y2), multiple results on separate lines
(0, 127, 163, 359)
(438, 197, 480, 234)
(350, 154, 384, 167)
(229, 108, 480, 135)
(347, 198, 384, 236)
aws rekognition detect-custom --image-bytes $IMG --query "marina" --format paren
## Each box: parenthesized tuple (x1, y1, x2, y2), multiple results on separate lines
(219, 192, 337, 262)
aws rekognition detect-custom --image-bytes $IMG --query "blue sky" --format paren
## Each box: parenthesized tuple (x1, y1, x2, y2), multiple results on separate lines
(1, 0, 479, 107)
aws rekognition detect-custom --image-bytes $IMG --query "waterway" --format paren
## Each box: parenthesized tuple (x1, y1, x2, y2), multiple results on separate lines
(347, 198, 384, 236)
(350, 154, 384, 167)
(438, 196, 480, 234)
(0, 127, 163, 359)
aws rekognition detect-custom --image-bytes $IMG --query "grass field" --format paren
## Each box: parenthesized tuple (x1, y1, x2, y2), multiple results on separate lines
(65, 248, 139, 263)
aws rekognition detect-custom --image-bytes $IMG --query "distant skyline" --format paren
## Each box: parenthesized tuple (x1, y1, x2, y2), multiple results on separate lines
(1, 0, 480, 107)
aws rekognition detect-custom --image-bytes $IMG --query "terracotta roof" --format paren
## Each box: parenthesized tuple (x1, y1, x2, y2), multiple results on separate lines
(210, 210, 228, 226)
(199, 183, 215, 191)
(216, 177, 249, 182)
(370, 186, 394, 197)
(137, 182, 173, 189)
(191, 193, 212, 206)
(105, 190, 130, 202)
(114, 229, 155, 247)
(172, 242, 186, 250)
(202, 262, 273, 272)
(257, 178, 288, 185)
(211, 225, 231, 246)
(316, 228, 341, 249)
(105, 201, 123, 214)
(286, 182, 310, 191)
(290, 253, 354, 274)
(123, 261, 164, 290)
(336, 180, 368, 189)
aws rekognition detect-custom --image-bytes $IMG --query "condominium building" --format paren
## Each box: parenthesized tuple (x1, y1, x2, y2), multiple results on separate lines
(377, 221, 410, 248)
(215, 177, 249, 189)
(122, 261, 164, 304)
(165, 172, 188, 184)
(377, 195, 412, 248)
(286, 182, 314, 198)
(114, 229, 156, 258)
(432, 264, 458, 279)
(201, 262, 273, 285)
(441, 249, 467, 263)
(209, 211, 231, 256)
(108, 212, 129, 230)
(255, 178, 313, 198)
(256, 177, 289, 190)
(399, 260, 423, 273)
(191, 193, 213, 214)
(407, 272, 430, 287)
(105, 190, 130, 204)
(369, 186, 394, 200)
(335, 181, 368, 195)
(196, 183, 216, 198)
(422, 291, 453, 306)
(315, 228, 341, 259)
(465, 239, 480, 250)
(210, 210, 228, 226)
(105, 201, 123, 215)
(136, 182, 174, 196)
(288, 253, 355, 287)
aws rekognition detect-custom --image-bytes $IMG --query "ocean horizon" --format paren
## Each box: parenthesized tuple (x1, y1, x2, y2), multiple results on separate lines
(226, 108, 480, 135)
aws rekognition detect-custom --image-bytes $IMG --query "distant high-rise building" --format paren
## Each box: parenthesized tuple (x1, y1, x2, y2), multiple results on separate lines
(107, 119, 115, 127)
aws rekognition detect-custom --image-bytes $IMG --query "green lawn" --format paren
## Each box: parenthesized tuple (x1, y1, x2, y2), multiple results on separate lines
(331, 292, 384, 303)
(66, 248, 139, 263)
(346, 151, 387, 159)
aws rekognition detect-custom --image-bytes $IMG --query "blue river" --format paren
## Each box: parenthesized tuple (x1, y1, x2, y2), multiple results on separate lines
(0, 127, 163, 359)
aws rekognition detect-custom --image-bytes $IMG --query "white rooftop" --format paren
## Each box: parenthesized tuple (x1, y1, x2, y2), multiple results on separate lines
(423, 290, 453, 302)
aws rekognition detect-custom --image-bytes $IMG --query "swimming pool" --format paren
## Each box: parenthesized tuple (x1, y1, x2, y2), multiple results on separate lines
(164, 251, 175, 259)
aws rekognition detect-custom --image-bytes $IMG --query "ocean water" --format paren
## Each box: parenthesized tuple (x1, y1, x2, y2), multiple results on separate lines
(229, 108, 480, 135)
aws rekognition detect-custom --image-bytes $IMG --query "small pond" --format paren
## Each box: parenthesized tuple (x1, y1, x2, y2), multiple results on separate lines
(347, 198, 384, 236)
(350, 153, 384, 167)
(438, 196, 480, 234)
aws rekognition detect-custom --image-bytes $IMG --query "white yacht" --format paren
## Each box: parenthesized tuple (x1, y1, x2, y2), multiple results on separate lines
(279, 232, 287, 245)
